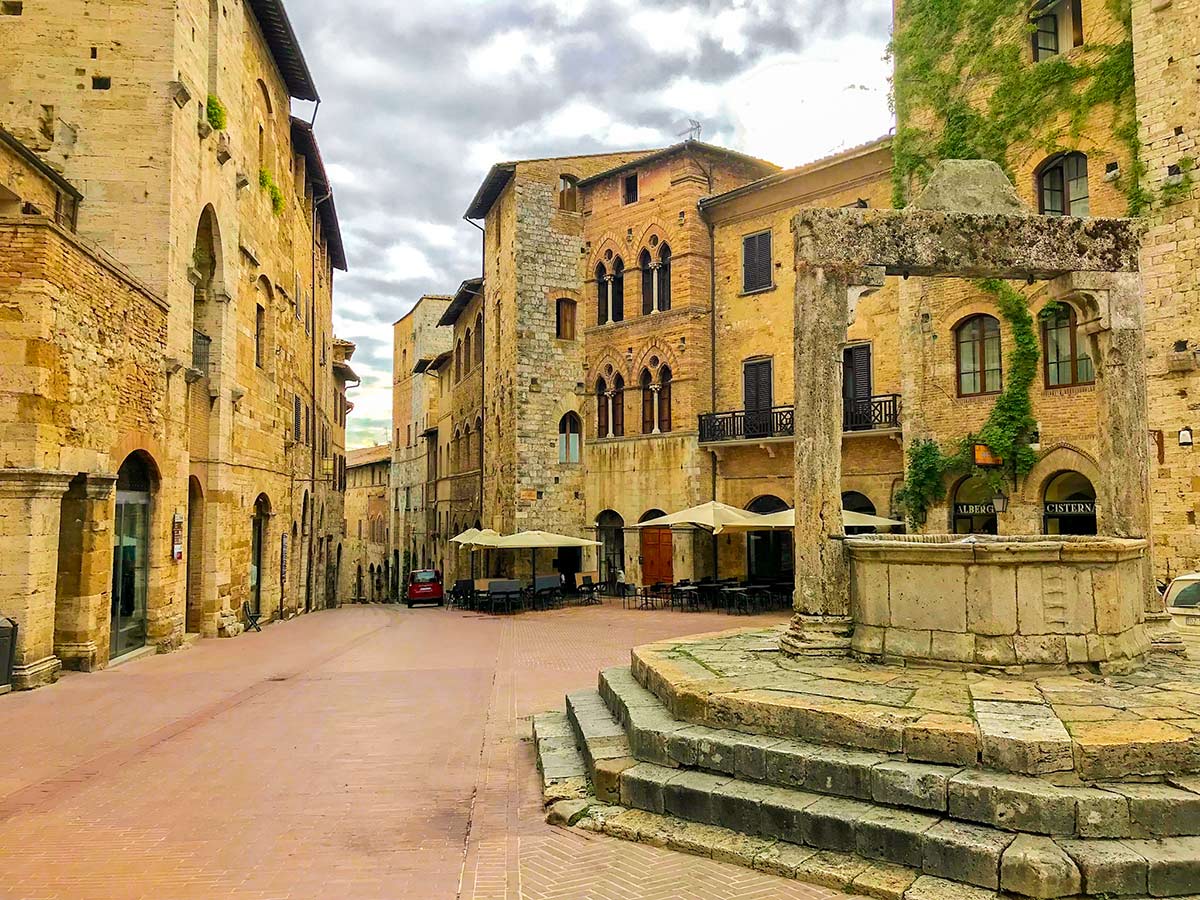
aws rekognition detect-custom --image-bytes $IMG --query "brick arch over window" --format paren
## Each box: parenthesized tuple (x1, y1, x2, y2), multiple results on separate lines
(1020, 443, 1101, 505)
(586, 353, 630, 388)
(1036, 151, 1089, 217)
(631, 342, 681, 379)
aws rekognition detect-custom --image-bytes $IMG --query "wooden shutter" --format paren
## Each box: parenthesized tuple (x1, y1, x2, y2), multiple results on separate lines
(1071, 0, 1083, 46)
(744, 359, 772, 411)
(613, 382, 624, 436)
(842, 345, 872, 401)
(743, 232, 772, 292)
(597, 385, 608, 438)
(642, 378, 654, 433)
(293, 394, 301, 440)
(659, 373, 672, 432)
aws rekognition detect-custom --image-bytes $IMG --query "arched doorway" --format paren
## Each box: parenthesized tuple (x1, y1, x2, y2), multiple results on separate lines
(639, 508, 672, 586)
(334, 544, 342, 608)
(250, 493, 270, 616)
(597, 510, 625, 591)
(1043, 471, 1097, 535)
(841, 490, 877, 536)
(368, 564, 376, 601)
(185, 477, 205, 633)
(952, 475, 998, 534)
(356, 564, 363, 600)
(746, 495, 791, 582)
(112, 453, 154, 659)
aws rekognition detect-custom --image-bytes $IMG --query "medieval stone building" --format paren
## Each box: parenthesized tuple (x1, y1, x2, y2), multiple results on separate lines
(391, 0, 1198, 593)
(0, 0, 354, 689)
(343, 444, 390, 602)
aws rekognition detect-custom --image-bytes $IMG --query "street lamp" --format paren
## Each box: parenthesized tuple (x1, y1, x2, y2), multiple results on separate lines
(1180, 427, 1194, 448)
(992, 488, 1010, 514)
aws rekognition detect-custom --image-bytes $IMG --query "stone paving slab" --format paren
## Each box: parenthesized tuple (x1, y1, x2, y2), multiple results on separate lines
(631, 625, 1200, 779)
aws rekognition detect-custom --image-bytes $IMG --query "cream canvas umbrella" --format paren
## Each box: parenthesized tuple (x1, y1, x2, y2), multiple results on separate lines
(450, 528, 502, 580)
(493, 530, 601, 589)
(712, 508, 903, 532)
(630, 501, 760, 580)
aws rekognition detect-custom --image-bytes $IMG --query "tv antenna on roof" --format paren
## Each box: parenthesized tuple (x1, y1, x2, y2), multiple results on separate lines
(677, 119, 702, 142)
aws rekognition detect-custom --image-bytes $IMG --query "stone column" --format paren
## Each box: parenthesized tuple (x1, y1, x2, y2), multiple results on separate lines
(1055, 272, 1179, 652)
(605, 391, 615, 438)
(604, 275, 614, 323)
(651, 385, 661, 435)
(0, 469, 73, 689)
(54, 474, 117, 672)
(780, 251, 883, 655)
(650, 262, 661, 313)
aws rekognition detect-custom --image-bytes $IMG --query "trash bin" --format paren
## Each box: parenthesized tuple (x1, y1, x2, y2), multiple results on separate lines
(0, 617, 15, 694)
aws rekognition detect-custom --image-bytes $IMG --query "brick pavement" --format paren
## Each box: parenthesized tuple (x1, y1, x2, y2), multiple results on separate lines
(0, 601, 853, 899)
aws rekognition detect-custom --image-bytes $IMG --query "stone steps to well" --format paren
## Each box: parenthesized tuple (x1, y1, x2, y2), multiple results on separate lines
(538, 675, 1200, 898)
(597, 666, 1200, 841)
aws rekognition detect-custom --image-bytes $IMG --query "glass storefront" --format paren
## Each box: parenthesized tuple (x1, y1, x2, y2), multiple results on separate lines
(1043, 470, 1097, 535)
(111, 456, 151, 659)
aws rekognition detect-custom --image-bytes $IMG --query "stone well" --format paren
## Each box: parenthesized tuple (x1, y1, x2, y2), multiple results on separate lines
(846, 534, 1151, 672)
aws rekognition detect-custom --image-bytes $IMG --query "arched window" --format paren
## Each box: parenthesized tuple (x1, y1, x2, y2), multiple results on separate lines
(955, 315, 1002, 396)
(596, 377, 609, 438)
(463, 328, 472, 372)
(658, 366, 672, 432)
(1043, 470, 1097, 535)
(1038, 152, 1089, 217)
(842, 491, 878, 536)
(474, 417, 483, 469)
(453, 427, 461, 472)
(953, 475, 998, 535)
(454, 339, 462, 381)
(556, 298, 576, 340)
(639, 249, 654, 314)
(474, 313, 483, 363)
(612, 374, 624, 437)
(657, 243, 672, 312)
(640, 369, 654, 434)
(612, 257, 625, 322)
(558, 174, 579, 212)
(596, 263, 608, 326)
(558, 412, 581, 463)
(1042, 304, 1094, 387)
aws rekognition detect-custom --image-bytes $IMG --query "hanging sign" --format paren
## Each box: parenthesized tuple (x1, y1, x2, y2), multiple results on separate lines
(973, 444, 1003, 468)
(172, 512, 184, 561)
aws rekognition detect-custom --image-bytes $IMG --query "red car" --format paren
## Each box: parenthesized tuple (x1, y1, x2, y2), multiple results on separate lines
(405, 569, 444, 607)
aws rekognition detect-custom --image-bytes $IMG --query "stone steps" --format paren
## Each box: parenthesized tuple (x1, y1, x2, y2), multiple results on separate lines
(536, 674, 1200, 898)
(598, 666, 1200, 840)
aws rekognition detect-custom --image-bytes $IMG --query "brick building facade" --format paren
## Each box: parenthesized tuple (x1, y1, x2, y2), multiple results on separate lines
(0, 0, 354, 689)
(390, 0, 1199, 593)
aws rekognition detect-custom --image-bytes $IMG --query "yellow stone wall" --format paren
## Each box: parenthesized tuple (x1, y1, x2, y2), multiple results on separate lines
(344, 452, 389, 600)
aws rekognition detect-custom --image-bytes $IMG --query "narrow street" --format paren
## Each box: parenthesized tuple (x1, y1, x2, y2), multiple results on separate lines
(0, 603, 845, 900)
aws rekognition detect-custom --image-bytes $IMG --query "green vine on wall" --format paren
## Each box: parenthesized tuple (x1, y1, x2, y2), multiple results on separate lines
(890, 0, 1147, 213)
(205, 94, 227, 132)
(895, 280, 1040, 526)
(258, 167, 285, 216)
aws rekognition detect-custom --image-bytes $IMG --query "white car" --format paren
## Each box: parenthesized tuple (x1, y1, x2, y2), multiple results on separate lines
(1164, 572, 1200, 629)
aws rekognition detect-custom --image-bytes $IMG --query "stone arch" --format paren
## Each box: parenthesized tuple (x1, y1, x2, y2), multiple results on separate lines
(841, 490, 878, 515)
(1021, 442, 1101, 504)
(186, 475, 206, 633)
(634, 221, 675, 257)
(631, 342, 681, 379)
(111, 430, 166, 479)
(587, 352, 631, 388)
(590, 236, 625, 275)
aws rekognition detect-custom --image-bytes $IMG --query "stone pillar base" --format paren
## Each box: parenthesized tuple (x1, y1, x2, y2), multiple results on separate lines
(12, 654, 62, 689)
(778, 614, 853, 657)
(56, 640, 100, 672)
(1145, 610, 1187, 656)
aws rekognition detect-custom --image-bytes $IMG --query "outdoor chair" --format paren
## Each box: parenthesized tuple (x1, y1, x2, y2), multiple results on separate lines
(578, 575, 601, 605)
(242, 601, 262, 632)
(488, 579, 523, 614)
(451, 579, 474, 609)
(532, 575, 562, 610)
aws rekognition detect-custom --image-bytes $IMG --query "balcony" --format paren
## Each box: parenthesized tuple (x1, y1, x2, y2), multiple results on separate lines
(698, 395, 901, 445)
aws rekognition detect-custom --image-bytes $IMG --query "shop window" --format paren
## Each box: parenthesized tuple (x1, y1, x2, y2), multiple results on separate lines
(1043, 470, 1096, 535)
(955, 314, 1002, 396)
(953, 475, 999, 535)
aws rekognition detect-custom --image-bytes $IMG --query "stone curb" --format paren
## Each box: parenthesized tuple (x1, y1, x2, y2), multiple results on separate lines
(599, 666, 1200, 839)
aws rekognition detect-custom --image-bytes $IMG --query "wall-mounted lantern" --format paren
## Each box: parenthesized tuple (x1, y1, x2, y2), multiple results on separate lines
(1181, 427, 1194, 448)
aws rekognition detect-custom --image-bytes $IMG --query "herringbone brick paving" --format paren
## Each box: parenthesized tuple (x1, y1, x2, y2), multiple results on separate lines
(0, 602, 854, 899)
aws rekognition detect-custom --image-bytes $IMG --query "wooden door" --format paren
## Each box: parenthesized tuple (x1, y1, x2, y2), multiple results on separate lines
(640, 527, 673, 586)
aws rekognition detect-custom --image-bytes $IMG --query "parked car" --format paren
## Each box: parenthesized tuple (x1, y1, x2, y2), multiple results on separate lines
(405, 569, 444, 608)
(1164, 572, 1200, 628)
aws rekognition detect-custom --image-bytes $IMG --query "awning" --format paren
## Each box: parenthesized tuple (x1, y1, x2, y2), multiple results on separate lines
(629, 501, 758, 532)
(711, 508, 904, 533)
(494, 530, 600, 549)
(451, 528, 502, 548)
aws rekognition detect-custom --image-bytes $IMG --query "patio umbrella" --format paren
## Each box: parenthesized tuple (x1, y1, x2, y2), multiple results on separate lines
(450, 528, 502, 579)
(629, 501, 759, 581)
(493, 530, 601, 589)
(711, 508, 904, 532)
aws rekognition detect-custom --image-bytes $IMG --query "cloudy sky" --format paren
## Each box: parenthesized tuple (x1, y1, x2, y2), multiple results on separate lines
(285, 0, 896, 449)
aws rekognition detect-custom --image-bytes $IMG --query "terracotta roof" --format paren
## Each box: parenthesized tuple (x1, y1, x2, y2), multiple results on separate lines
(347, 443, 390, 467)
(246, 0, 319, 101)
(698, 135, 893, 211)
(290, 117, 346, 271)
(438, 277, 484, 327)
(576, 140, 779, 188)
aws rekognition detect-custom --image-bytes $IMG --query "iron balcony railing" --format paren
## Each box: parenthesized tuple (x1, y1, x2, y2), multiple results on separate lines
(698, 395, 901, 444)
(192, 329, 212, 376)
(843, 393, 901, 432)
